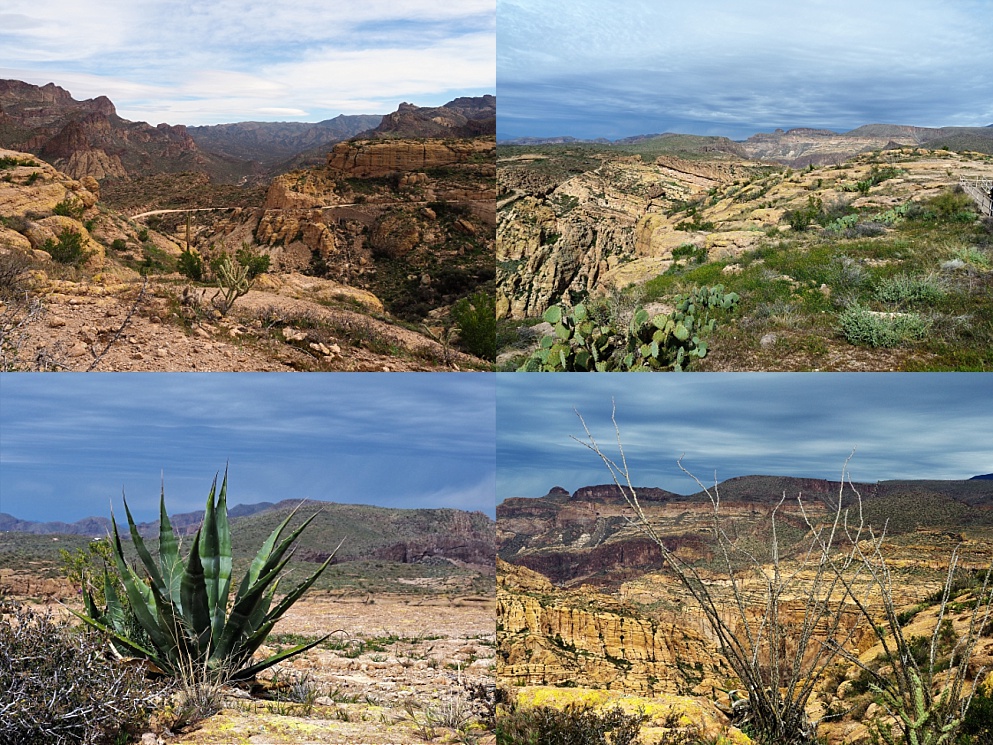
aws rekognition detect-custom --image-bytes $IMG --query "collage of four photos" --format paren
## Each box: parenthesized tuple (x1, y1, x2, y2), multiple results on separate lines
(1, 1, 992, 744)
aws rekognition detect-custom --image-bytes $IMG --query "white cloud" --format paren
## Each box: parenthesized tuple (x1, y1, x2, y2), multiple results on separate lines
(1, 0, 494, 125)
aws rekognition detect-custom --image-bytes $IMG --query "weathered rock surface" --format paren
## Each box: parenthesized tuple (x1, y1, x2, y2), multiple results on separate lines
(497, 559, 731, 695)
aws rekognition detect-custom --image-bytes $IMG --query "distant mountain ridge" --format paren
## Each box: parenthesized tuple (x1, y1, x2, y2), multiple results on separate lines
(1, 499, 496, 571)
(186, 115, 383, 168)
(498, 475, 993, 584)
(499, 122, 993, 165)
(0, 79, 253, 183)
(1, 80, 496, 184)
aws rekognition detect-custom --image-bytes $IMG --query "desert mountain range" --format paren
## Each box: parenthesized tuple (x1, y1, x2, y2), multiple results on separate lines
(0, 79, 495, 183)
(500, 123, 993, 167)
(0, 499, 496, 570)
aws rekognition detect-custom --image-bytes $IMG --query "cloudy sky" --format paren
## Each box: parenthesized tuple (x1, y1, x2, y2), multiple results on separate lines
(0, 0, 495, 125)
(497, 0, 993, 141)
(0, 374, 496, 523)
(497, 374, 992, 503)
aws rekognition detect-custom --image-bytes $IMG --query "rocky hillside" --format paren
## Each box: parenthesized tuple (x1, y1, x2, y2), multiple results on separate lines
(498, 476, 993, 586)
(0, 79, 253, 183)
(743, 124, 993, 167)
(497, 558, 731, 695)
(191, 135, 497, 324)
(0, 147, 491, 371)
(498, 143, 993, 371)
(186, 114, 382, 168)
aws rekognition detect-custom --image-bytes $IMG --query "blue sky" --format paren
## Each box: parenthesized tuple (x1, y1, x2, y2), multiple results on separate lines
(0, 374, 496, 523)
(497, 0, 993, 141)
(497, 374, 993, 502)
(0, 0, 495, 125)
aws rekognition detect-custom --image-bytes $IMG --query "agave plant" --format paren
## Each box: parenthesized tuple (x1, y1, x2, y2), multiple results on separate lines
(72, 469, 338, 682)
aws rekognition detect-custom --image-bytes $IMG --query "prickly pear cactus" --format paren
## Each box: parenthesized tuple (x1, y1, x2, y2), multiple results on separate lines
(517, 285, 739, 372)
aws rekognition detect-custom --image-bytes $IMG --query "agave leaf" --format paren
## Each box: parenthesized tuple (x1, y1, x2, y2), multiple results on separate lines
(234, 505, 311, 606)
(103, 567, 126, 633)
(229, 551, 338, 668)
(109, 514, 177, 656)
(214, 469, 233, 638)
(212, 553, 294, 661)
(123, 496, 166, 595)
(180, 525, 212, 653)
(157, 482, 183, 609)
(66, 605, 168, 670)
(257, 552, 337, 631)
(232, 633, 335, 682)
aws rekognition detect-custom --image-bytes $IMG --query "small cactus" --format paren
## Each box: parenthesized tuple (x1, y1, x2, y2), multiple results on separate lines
(518, 286, 738, 371)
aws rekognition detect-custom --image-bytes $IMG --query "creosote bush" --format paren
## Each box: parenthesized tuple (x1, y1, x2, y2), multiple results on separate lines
(0, 598, 162, 744)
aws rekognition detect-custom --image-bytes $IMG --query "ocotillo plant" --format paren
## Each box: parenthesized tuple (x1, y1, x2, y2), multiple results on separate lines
(73, 469, 339, 683)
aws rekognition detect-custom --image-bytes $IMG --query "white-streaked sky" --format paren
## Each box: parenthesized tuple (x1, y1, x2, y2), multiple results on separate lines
(1, 0, 495, 125)
(497, 0, 993, 141)
(0, 374, 496, 523)
(497, 374, 993, 502)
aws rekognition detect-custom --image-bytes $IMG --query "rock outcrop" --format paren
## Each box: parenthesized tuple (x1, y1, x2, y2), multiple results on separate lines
(497, 560, 731, 695)
(327, 138, 494, 178)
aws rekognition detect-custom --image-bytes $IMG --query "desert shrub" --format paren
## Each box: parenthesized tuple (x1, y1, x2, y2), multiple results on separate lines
(0, 155, 37, 169)
(496, 702, 645, 745)
(52, 196, 85, 219)
(926, 188, 976, 223)
(672, 243, 707, 263)
(960, 681, 993, 743)
(451, 291, 496, 360)
(41, 227, 88, 265)
(838, 303, 931, 347)
(110, 238, 127, 252)
(874, 273, 946, 306)
(783, 195, 823, 232)
(177, 247, 205, 281)
(137, 228, 149, 242)
(0, 598, 161, 744)
(843, 221, 887, 239)
(235, 244, 271, 279)
(73, 468, 338, 684)
(0, 252, 30, 300)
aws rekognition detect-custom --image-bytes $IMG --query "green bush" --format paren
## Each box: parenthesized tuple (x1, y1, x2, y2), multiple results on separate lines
(235, 244, 271, 280)
(496, 702, 645, 745)
(73, 468, 338, 683)
(41, 228, 88, 265)
(874, 274, 945, 306)
(451, 291, 496, 360)
(1, 599, 161, 744)
(52, 196, 85, 219)
(178, 247, 205, 282)
(783, 195, 823, 232)
(838, 303, 932, 347)
(110, 238, 127, 252)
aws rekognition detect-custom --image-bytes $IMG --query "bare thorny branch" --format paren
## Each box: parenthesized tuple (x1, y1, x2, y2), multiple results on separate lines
(573, 402, 992, 745)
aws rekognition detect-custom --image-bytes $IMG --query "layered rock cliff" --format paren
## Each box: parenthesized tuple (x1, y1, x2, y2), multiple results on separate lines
(497, 559, 731, 695)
